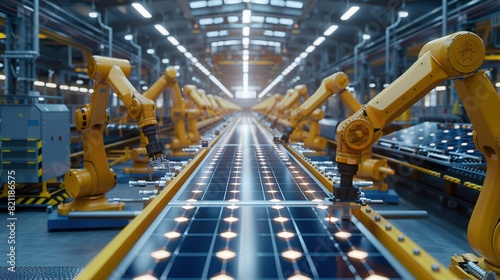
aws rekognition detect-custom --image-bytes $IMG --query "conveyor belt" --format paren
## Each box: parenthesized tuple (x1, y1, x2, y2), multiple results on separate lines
(109, 114, 409, 279)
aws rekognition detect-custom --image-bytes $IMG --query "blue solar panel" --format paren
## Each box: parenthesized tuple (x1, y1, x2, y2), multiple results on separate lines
(115, 115, 407, 279)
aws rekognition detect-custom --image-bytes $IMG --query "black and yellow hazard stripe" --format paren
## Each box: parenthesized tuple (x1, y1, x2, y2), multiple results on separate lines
(38, 139, 43, 182)
(12, 192, 69, 206)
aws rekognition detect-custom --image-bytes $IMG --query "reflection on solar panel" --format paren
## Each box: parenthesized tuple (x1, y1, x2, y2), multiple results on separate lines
(378, 122, 484, 164)
(114, 115, 406, 279)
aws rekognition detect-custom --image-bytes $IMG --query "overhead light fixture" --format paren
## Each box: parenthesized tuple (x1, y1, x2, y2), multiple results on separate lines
(242, 54, 249, 61)
(162, 58, 169, 64)
(398, 10, 409, 18)
(299, 52, 308, 58)
(88, 11, 99, 18)
(131, 3, 152, 18)
(177, 45, 187, 53)
(168, 36, 179, 46)
(340, 6, 360, 21)
(191, 57, 198, 63)
(362, 34, 371, 40)
(154, 24, 169, 36)
(242, 37, 250, 46)
(147, 48, 155, 54)
(313, 36, 325, 46)
(243, 50, 249, 55)
(242, 26, 250, 36)
(305, 45, 315, 53)
(242, 9, 252, 23)
(323, 24, 338, 36)
(124, 34, 133, 40)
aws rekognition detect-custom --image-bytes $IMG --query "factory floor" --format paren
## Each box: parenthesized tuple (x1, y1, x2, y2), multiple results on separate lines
(0, 113, 474, 279)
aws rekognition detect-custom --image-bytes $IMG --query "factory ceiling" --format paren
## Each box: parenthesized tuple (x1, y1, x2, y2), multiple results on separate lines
(1, 0, 488, 99)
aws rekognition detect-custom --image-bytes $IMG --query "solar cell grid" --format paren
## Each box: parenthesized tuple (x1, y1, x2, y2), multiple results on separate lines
(116, 115, 405, 279)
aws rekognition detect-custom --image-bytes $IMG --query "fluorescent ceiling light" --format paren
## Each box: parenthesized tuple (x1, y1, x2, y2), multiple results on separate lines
(162, 58, 169, 64)
(46, 82, 57, 88)
(208, 0, 223, 6)
(251, 0, 269, 4)
(242, 26, 250, 36)
(70, 86, 79, 91)
(219, 30, 229, 36)
(34, 81, 45, 86)
(362, 34, 371, 40)
(131, 3, 152, 18)
(191, 57, 198, 63)
(243, 68, 248, 73)
(279, 18, 293, 25)
(435, 85, 446, 91)
(398, 11, 409, 18)
(299, 52, 308, 58)
(154, 24, 169, 36)
(88, 11, 98, 18)
(270, 0, 285, 6)
(228, 16, 239, 23)
(124, 34, 133, 40)
(242, 61, 249, 67)
(294, 57, 301, 63)
(207, 31, 219, 37)
(59, 85, 69, 90)
(242, 54, 249, 60)
(313, 36, 325, 46)
(305, 45, 315, 53)
(190, 1, 207, 8)
(265, 17, 278, 24)
(323, 25, 338, 36)
(251, 16, 264, 23)
(213, 17, 223, 24)
(286, 1, 303, 9)
(242, 37, 250, 46)
(184, 52, 193, 58)
(225, 0, 242, 4)
(243, 50, 249, 55)
(147, 48, 155, 54)
(341, 6, 360, 21)
(168, 36, 179, 46)
(242, 10, 252, 23)
(199, 18, 213, 25)
(273, 31, 286, 37)
(177, 45, 187, 53)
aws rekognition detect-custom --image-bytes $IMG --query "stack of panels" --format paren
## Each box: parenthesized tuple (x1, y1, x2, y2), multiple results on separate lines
(113, 115, 405, 279)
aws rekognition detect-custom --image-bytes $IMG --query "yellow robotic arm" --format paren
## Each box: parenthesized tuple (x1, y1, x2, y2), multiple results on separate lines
(281, 72, 349, 142)
(165, 71, 191, 152)
(184, 85, 208, 112)
(335, 31, 500, 273)
(279, 85, 308, 114)
(59, 56, 164, 214)
(207, 94, 221, 115)
(126, 66, 178, 174)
